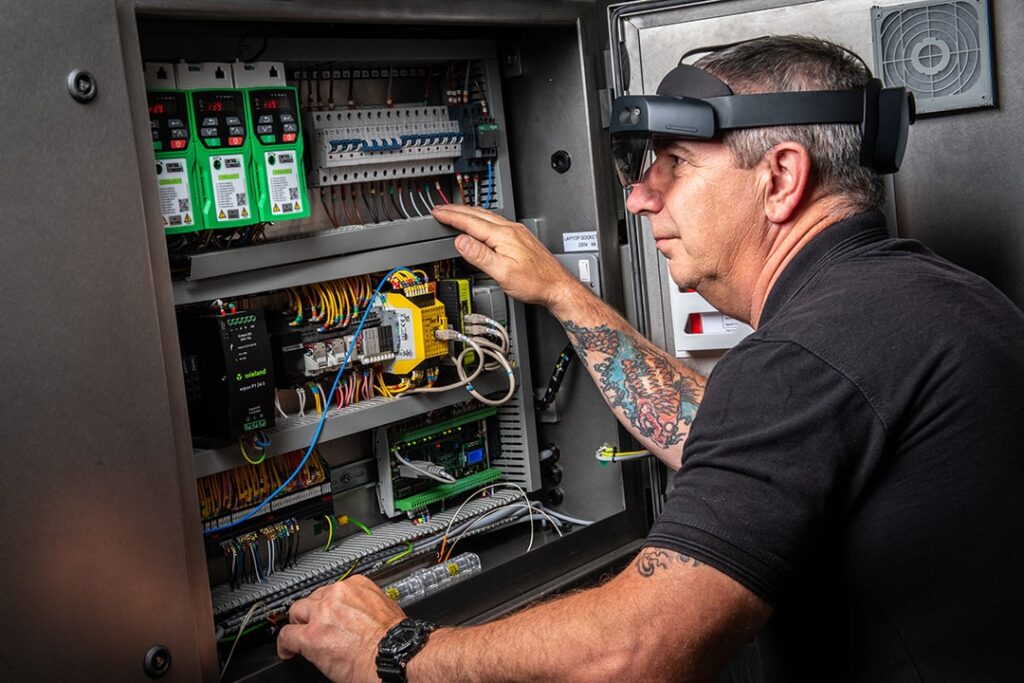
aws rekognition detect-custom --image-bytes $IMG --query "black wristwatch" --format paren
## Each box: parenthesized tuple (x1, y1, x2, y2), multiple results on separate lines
(376, 618, 438, 682)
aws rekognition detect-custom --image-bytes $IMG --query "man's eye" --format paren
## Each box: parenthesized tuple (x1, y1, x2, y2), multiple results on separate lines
(671, 155, 687, 168)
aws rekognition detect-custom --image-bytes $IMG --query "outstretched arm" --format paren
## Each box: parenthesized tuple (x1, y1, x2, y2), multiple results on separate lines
(432, 204, 704, 469)
(278, 547, 771, 682)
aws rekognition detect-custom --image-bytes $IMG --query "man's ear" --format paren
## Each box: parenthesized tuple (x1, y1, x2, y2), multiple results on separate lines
(762, 142, 812, 224)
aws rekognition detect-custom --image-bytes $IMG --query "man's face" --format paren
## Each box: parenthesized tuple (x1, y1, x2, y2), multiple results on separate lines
(625, 137, 763, 293)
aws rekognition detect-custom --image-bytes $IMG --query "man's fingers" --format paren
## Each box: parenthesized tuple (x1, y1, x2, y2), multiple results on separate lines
(276, 623, 305, 660)
(288, 597, 315, 625)
(454, 234, 499, 273)
(432, 205, 510, 244)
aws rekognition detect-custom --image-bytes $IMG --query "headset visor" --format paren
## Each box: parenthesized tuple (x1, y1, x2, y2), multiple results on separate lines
(610, 132, 653, 189)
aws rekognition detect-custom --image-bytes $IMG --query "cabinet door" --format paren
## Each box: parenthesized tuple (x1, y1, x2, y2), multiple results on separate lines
(0, 0, 215, 680)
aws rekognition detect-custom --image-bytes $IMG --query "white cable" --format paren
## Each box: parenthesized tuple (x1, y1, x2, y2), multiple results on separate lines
(407, 334, 486, 394)
(474, 175, 480, 206)
(394, 452, 456, 484)
(220, 600, 265, 681)
(446, 483, 535, 557)
(460, 346, 515, 406)
(524, 503, 565, 537)
(535, 505, 594, 527)
(274, 394, 289, 419)
(395, 185, 410, 220)
(296, 388, 306, 417)
(418, 187, 435, 210)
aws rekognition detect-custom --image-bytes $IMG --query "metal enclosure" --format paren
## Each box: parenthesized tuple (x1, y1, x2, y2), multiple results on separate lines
(0, 1, 645, 681)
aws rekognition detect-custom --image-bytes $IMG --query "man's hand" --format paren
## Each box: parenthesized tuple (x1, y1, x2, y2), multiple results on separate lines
(432, 204, 587, 313)
(277, 575, 406, 683)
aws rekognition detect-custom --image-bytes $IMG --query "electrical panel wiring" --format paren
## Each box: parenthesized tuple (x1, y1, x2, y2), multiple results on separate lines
(375, 404, 502, 518)
(211, 489, 523, 636)
(197, 451, 331, 535)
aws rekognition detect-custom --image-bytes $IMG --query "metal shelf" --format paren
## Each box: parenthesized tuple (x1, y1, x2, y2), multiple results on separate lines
(173, 236, 458, 306)
(187, 217, 456, 281)
(192, 370, 513, 478)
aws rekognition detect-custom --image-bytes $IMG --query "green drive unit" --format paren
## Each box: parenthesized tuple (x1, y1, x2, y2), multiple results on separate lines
(147, 90, 203, 233)
(245, 87, 310, 222)
(189, 89, 257, 229)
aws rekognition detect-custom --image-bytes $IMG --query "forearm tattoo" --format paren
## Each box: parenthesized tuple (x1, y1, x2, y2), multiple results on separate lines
(636, 549, 703, 577)
(563, 321, 700, 448)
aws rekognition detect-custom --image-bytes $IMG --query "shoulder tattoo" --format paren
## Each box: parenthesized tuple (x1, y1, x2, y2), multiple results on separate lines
(636, 548, 703, 577)
(562, 321, 700, 449)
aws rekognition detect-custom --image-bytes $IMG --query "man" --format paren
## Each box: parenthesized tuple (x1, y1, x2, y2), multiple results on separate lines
(278, 37, 1024, 681)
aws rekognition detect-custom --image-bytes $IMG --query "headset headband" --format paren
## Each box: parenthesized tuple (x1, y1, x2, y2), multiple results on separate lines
(609, 64, 915, 188)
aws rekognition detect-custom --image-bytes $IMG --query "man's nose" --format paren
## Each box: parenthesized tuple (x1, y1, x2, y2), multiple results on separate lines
(625, 176, 664, 216)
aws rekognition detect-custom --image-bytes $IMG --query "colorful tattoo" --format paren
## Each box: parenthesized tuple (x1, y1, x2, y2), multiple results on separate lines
(563, 321, 700, 448)
(636, 548, 703, 577)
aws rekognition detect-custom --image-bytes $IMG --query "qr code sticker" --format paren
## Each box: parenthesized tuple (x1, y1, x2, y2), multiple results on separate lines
(236, 193, 247, 206)
(178, 198, 191, 212)
(289, 188, 299, 201)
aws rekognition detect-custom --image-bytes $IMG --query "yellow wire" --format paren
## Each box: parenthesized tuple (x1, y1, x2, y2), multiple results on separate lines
(385, 542, 414, 565)
(239, 438, 266, 465)
(322, 515, 335, 552)
(336, 560, 358, 582)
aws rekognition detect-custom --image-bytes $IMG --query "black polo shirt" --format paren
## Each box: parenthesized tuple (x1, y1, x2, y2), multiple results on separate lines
(646, 210, 1024, 682)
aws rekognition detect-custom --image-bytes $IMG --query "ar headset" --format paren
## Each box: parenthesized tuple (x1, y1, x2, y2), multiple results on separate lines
(610, 62, 915, 188)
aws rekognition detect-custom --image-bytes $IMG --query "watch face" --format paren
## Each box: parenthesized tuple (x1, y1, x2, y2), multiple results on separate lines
(381, 623, 420, 657)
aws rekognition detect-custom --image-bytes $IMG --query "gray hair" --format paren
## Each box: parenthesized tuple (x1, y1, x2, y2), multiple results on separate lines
(695, 35, 885, 210)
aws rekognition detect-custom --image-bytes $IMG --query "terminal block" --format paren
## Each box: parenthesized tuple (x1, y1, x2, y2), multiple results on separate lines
(306, 105, 464, 187)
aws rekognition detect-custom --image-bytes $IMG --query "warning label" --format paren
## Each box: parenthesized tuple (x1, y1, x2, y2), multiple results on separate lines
(265, 151, 302, 215)
(157, 158, 194, 229)
(211, 155, 250, 223)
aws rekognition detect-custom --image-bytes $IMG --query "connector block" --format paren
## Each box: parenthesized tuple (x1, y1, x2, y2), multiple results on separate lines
(393, 467, 503, 512)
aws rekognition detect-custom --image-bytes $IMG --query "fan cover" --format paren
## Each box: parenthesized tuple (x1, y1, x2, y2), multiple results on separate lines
(871, 0, 994, 114)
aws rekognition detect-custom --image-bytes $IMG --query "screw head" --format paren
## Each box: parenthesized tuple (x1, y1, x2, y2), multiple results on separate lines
(550, 150, 572, 174)
(67, 69, 97, 103)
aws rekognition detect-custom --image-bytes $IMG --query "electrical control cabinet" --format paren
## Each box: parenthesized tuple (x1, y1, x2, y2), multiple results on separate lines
(87, 8, 643, 681)
(4, 1, 1023, 681)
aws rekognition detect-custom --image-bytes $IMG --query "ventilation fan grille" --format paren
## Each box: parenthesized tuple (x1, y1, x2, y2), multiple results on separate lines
(872, 0, 994, 114)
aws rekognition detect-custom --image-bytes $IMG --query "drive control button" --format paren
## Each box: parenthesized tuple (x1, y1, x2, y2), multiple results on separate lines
(226, 116, 242, 126)
(170, 139, 187, 150)
(201, 127, 219, 137)
(257, 124, 273, 135)
(228, 126, 245, 136)
(282, 132, 297, 143)
(168, 118, 185, 128)
(258, 115, 273, 124)
(282, 123, 298, 133)
(280, 114, 295, 123)
(202, 117, 218, 127)
(171, 128, 188, 139)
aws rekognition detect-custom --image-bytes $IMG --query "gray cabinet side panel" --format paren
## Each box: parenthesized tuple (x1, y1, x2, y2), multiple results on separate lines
(0, 1, 211, 680)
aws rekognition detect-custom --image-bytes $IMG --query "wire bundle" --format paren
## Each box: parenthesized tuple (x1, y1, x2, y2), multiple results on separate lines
(197, 451, 329, 522)
(286, 274, 373, 330)
(220, 519, 301, 590)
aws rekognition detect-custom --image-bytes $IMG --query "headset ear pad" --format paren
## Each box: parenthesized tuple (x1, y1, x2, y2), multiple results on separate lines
(861, 78, 915, 174)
